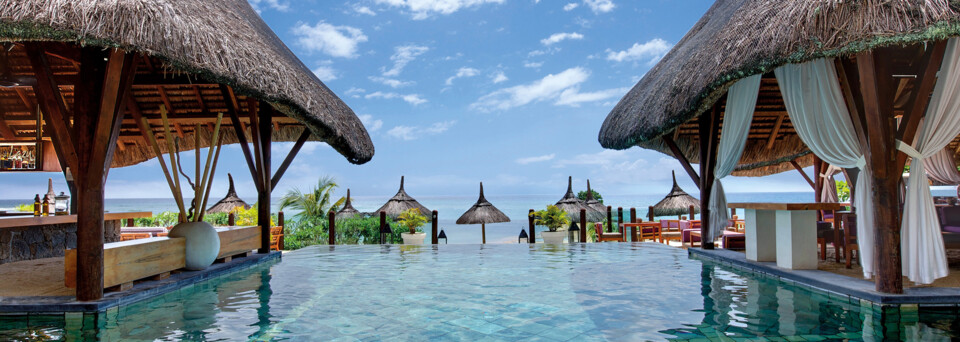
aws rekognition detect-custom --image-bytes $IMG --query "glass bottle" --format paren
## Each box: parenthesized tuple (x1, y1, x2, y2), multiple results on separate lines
(41, 196, 49, 216)
(33, 194, 41, 216)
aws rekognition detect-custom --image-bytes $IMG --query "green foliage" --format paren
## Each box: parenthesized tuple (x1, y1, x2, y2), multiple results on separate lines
(576, 190, 603, 203)
(279, 176, 344, 221)
(282, 215, 406, 249)
(533, 205, 570, 232)
(202, 212, 229, 226)
(134, 211, 181, 227)
(397, 208, 427, 234)
(836, 180, 850, 202)
(14, 204, 32, 212)
(231, 205, 276, 227)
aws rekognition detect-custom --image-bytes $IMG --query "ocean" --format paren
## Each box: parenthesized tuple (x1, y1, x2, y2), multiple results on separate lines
(2, 189, 956, 244)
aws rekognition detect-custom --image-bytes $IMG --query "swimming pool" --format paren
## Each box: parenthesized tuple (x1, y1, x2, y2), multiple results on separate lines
(1, 243, 958, 340)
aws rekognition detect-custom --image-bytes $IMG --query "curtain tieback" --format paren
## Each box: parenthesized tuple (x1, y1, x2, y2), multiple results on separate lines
(856, 155, 866, 169)
(895, 140, 923, 159)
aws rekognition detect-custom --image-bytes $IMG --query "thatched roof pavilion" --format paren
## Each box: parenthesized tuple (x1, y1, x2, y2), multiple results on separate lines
(651, 171, 701, 218)
(555, 176, 604, 222)
(457, 182, 510, 244)
(598, 0, 960, 294)
(336, 189, 360, 220)
(206, 173, 250, 214)
(584, 180, 606, 213)
(376, 176, 431, 219)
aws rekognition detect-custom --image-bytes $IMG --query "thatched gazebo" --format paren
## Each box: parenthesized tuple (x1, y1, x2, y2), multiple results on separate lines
(336, 189, 360, 220)
(650, 171, 701, 219)
(584, 180, 606, 213)
(376, 176, 431, 219)
(206, 174, 251, 214)
(597, 0, 960, 293)
(555, 176, 604, 222)
(0, 0, 374, 300)
(457, 182, 510, 244)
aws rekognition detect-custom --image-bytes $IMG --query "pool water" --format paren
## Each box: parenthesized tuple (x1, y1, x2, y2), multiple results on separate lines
(1, 243, 959, 341)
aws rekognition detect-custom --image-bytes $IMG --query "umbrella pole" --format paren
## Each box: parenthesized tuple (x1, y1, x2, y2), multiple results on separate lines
(482, 223, 486, 244)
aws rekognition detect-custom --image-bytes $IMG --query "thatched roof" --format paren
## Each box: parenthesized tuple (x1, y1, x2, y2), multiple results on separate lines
(0, 0, 374, 165)
(206, 173, 250, 214)
(599, 0, 960, 176)
(336, 189, 360, 220)
(651, 171, 701, 217)
(584, 179, 606, 213)
(555, 176, 604, 222)
(375, 176, 431, 219)
(457, 182, 510, 225)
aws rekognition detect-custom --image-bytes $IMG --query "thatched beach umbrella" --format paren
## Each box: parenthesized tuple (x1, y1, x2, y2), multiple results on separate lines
(336, 189, 360, 220)
(206, 174, 251, 214)
(651, 171, 701, 219)
(457, 182, 510, 244)
(375, 176, 431, 219)
(584, 180, 606, 213)
(555, 176, 604, 222)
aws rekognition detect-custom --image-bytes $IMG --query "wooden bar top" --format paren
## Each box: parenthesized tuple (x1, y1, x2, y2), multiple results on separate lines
(728, 203, 849, 211)
(0, 211, 152, 229)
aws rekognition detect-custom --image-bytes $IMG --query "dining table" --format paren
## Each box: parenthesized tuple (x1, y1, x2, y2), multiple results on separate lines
(728, 203, 848, 270)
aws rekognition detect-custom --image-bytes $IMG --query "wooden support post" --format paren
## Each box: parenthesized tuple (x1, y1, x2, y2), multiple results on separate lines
(126, 218, 134, 227)
(277, 211, 284, 250)
(648, 206, 655, 222)
(228, 212, 236, 226)
(630, 208, 638, 242)
(220, 85, 261, 194)
(256, 102, 273, 254)
(431, 210, 438, 244)
(271, 128, 311, 189)
(617, 206, 623, 233)
(379, 211, 387, 244)
(689, 205, 696, 220)
(328, 211, 335, 245)
(814, 158, 824, 221)
(606, 206, 613, 233)
(580, 209, 587, 243)
(528, 209, 535, 244)
(857, 50, 902, 294)
(663, 135, 701, 188)
(699, 104, 721, 250)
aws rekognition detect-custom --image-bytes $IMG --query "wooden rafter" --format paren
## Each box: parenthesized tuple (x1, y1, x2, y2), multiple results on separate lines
(895, 41, 946, 171)
(662, 134, 701, 188)
(271, 127, 311, 189)
(765, 112, 786, 149)
(790, 160, 816, 189)
(24, 43, 79, 176)
(220, 84, 261, 193)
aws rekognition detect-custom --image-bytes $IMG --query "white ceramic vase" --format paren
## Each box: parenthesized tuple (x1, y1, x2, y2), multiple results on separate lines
(541, 231, 566, 244)
(168, 221, 221, 270)
(401, 232, 426, 245)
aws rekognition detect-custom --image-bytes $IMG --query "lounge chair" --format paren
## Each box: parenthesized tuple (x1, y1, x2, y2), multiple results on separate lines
(937, 206, 960, 234)
(816, 221, 836, 260)
(680, 220, 701, 246)
(595, 222, 623, 242)
(270, 226, 284, 250)
(659, 219, 681, 244)
(721, 230, 745, 250)
(842, 214, 859, 268)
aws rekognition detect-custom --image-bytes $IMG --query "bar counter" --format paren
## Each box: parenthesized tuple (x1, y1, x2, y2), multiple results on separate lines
(0, 211, 151, 265)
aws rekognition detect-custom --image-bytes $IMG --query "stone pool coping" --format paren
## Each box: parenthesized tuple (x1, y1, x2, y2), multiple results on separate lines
(689, 248, 960, 306)
(0, 251, 280, 314)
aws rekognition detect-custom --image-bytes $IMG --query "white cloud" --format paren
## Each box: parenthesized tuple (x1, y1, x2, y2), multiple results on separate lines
(383, 45, 429, 77)
(583, 0, 614, 13)
(523, 61, 543, 68)
(470, 67, 589, 111)
(353, 5, 376, 15)
(540, 32, 583, 46)
(606, 38, 671, 64)
(516, 154, 555, 165)
(311, 60, 337, 81)
(374, 0, 505, 20)
(445, 67, 480, 85)
(345, 87, 366, 98)
(358, 114, 383, 132)
(365, 91, 428, 105)
(248, 0, 289, 12)
(369, 76, 414, 88)
(563, 3, 579, 11)
(528, 47, 559, 57)
(555, 87, 627, 107)
(491, 71, 508, 83)
(387, 121, 456, 140)
(292, 21, 368, 58)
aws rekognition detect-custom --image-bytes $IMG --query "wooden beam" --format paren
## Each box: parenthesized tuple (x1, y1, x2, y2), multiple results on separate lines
(248, 98, 264, 189)
(24, 43, 80, 177)
(765, 112, 786, 149)
(192, 85, 207, 112)
(895, 41, 946, 172)
(0, 104, 17, 139)
(219, 85, 261, 193)
(257, 101, 272, 254)
(662, 134, 701, 188)
(857, 50, 903, 294)
(14, 88, 34, 112)
(271, 128, 311, 189)
(156, 86, 175, 115)
(698, 103, 721, 250)
(790, 160, 816, 190)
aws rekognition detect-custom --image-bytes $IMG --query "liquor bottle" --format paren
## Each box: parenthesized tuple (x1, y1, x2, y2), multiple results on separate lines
(41, 196, 49, 216)
(33, 194, 41, 216)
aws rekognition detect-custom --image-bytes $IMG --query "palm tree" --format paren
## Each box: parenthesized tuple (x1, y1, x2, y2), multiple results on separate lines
(279, 176, 345, 220)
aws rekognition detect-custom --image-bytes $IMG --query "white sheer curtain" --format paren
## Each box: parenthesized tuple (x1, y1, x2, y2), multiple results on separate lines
(922, 147, 960, 185)
(775, 58, 876, 279)
(899, 38, 960, 284)
(707, 75, 761, 242)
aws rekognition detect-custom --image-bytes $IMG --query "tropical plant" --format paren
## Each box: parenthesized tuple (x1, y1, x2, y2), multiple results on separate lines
(231, 205, 275, 227)
(397, 208, 427, 234)
(576, 190, 603, 203)
(533, 205, 570, 232)
(836, 180, 850, 202)
(14, 203, 32, 212)
(279, 176, 345, 221)
(282, 215, 403, 249)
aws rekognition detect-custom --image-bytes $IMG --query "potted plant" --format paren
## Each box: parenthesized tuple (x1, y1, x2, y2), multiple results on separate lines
(398, 208, 428, 245)
(534, 205, 570, 244)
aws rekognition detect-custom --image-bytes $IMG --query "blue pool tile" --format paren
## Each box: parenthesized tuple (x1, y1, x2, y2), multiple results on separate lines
(447, 316, 507, 334)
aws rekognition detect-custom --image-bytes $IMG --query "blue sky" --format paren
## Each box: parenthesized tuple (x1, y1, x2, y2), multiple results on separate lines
(1, 0, 821, 200)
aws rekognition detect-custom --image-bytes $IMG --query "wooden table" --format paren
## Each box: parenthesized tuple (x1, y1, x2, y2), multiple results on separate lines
(728, 203, 847, 270)
(622, 222, 660, 242)
(0, 212, 152, 229)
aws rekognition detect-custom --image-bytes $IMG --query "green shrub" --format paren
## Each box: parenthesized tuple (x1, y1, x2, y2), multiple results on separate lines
(397, 208, 427, 234)
(282, 215, 410, 249)
(533, 205, 570, 232)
